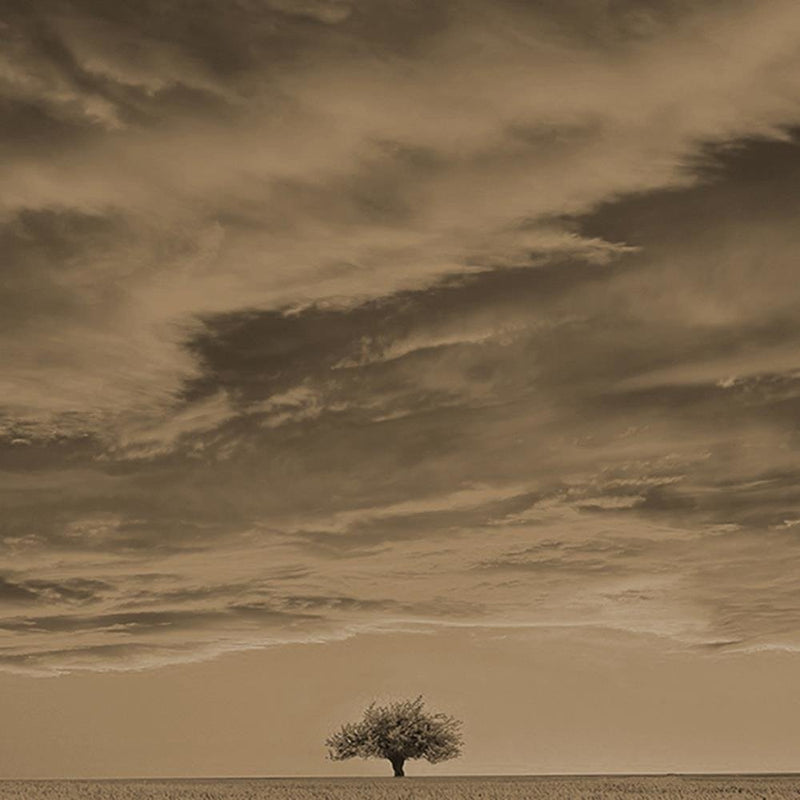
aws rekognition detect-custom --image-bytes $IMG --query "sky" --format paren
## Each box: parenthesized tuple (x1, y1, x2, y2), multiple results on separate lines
(4, 0, 800, 778)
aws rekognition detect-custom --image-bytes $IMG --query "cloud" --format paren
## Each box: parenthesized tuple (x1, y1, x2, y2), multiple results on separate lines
(264, 0, 353, 24)
(5, 0, 800, 672)
(113, 391, 238, 459)
(3, 0, 800, 437)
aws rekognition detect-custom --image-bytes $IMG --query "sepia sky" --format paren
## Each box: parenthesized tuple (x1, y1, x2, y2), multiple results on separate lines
(5, 0, 800, 778)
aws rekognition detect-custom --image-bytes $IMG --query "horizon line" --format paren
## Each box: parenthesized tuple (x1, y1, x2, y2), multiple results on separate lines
(6, 772, 800, 782)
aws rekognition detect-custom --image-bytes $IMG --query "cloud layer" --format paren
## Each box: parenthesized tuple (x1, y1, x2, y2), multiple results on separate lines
(4, 0, 800, 672)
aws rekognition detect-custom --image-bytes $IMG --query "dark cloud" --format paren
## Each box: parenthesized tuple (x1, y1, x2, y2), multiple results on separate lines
(0, 577, 41, 604)
(5, 0, 800, 671)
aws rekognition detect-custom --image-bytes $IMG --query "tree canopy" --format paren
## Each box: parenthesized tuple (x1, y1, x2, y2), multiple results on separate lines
(325, 696, 463, 777)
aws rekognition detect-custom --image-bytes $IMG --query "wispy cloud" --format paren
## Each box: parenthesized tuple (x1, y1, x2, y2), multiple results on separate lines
(3, 0, 800, 433)
(5, 0, 800, 672)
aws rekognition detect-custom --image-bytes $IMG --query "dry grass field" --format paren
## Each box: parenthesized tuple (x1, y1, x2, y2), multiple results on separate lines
(1, 776, 800, 800)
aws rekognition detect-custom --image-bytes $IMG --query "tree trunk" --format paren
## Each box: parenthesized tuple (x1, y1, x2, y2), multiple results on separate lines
(389, 756, 405, 777)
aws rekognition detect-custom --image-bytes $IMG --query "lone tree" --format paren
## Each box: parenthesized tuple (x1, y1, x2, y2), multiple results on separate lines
(325, 696, 463, 777)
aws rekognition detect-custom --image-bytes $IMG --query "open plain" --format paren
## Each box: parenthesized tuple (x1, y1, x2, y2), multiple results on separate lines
(1, 776, 800, 800)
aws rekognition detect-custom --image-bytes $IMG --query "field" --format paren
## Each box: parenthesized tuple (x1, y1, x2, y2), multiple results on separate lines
(1, 776, 800, 800)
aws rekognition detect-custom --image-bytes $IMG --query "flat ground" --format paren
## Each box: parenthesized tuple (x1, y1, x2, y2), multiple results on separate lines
(2, 776, 800, 799)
